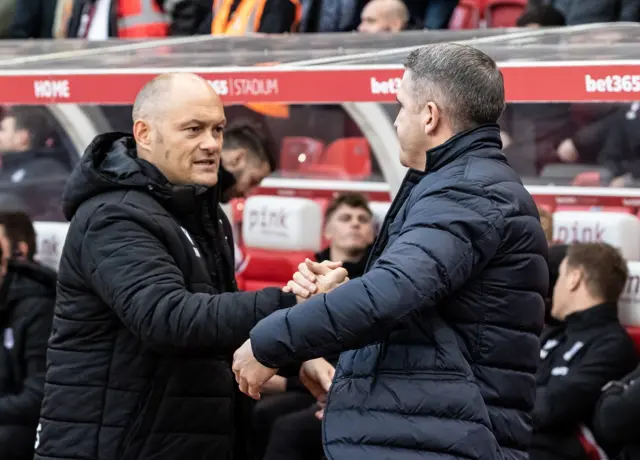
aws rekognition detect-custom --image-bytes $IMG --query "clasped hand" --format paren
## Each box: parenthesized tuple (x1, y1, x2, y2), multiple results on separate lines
(232, 259, 348, 400)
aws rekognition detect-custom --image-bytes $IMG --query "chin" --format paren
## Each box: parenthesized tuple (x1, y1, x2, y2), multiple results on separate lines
(193, 174, 219, 187)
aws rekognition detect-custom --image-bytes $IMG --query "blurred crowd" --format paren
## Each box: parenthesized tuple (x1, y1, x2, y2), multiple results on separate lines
(0, 0, 637, 40)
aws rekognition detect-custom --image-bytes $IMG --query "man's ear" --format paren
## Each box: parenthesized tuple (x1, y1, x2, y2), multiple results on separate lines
(133, 119, 152, 150)
(423, 102, 440, 136)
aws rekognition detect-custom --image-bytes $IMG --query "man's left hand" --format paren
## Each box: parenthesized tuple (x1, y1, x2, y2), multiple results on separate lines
(232, 339, 278, 400)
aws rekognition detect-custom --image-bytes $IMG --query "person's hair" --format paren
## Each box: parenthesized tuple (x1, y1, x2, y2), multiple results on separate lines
(0, 210, 37, 260)
(325, 192, 373, 222)
(537, 206, 553, 242)
(224, 119, 276, 171)
(516, 6, 566, 27)
(132, 74, 176, 123)
(565, 243, 628, 303)
(403, 43, 505, 133)
(3, 106, 53, 149)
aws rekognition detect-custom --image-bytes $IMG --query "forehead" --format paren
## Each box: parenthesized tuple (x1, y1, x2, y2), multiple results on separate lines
(362, 1, 382, 16)
(333, 204, 371, 218)
(167, 93, 225, 125)
(0, 116, 15, 129)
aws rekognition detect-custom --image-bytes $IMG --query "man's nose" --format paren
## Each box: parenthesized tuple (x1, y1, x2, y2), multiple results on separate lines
(201, 132, 220, 151)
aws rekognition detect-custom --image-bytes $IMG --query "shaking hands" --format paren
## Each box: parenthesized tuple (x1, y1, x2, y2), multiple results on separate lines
(232, 258, 348, 401)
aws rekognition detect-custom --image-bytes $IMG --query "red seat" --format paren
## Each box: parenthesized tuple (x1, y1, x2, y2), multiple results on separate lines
(626, 326, 640, 356)
(280, 137, 325, 175)
(448, 0, 481, 29)
(300, 137, 371, 180)
(239, 248, 315, 291)
(485, 0, 527, 27)
(572, 171, 603, 187)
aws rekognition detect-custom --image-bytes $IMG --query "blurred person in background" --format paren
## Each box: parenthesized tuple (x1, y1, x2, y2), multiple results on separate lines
(358, 0, 409, 32)
(516, 4, 566, 27)
(219, 119, 275, 203)
(530, 243, 637, 460)
(0, 0, 16, 37)
(592, 361, 640, 460)
(541, 0, 639, 25)
(403, 0, 458, 29)
(537, 206, 554, 245)
(0, 107, 69, 184)
(545, 243, 568, 326)
(7, 0, 55, 38)
(253, 192, 375, 460)
(0, 210, 56, 460)
(298, 0, 367, 32)
(197, 0, 301, 35)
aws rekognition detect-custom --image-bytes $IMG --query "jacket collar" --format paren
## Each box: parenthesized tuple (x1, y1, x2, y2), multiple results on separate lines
(565, 302, 619, 332)
(425, 123, 503, 173)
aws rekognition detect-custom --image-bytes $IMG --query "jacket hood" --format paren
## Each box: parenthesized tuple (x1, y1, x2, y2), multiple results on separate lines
(0, 259, 57, 308)
(62, 133, 226, 221)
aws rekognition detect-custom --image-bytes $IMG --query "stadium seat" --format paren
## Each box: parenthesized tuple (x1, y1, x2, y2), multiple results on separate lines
(448, 0, 481, 29)
(280, 136, 325, 175)
(540, 164, 612, 185)
(238, 196, 323, 291)
(485, 0, 527, 28)
(33, 221, 69, 270)
(301, 137, 372, 180)
(553, 210, 640, 261)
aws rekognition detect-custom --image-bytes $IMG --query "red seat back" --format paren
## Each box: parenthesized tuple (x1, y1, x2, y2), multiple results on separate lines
(485, 0, 527, 27)
(626, 326, 640, 356)
(300, 137, 372, 180)
(280, 137, 325, 175)
(239, 248, 315, 291)
(449, 0, 481, 29)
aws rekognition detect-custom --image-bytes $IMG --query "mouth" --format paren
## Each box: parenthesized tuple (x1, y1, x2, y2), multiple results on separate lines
(194, 159, 217, 166)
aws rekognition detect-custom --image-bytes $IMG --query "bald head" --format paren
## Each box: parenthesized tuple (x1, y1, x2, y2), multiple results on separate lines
(132, 73, 221, 123)
(359, 0, 409, 33)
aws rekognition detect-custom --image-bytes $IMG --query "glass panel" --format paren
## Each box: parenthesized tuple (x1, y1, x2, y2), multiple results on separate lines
(0, 105, 75, 222)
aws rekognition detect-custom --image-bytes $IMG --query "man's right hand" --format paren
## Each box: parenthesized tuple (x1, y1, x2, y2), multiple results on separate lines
(282, 259, 349, 302)
(299, 358, 335, 402)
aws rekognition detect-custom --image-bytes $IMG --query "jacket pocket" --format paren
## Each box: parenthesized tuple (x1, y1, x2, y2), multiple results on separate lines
(118, 379, 162, 460)
(378, 369, 468, 381)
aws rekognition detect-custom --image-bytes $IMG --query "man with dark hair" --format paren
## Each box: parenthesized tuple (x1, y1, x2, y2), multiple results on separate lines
(530, 242, 637, 460)
(0, 210, 37, 261)
(0, 107, 69, 185)
(0, 210, 56, 460)
(219, 119, 276, 203)
(233, 43, 549, 460)
(516, 5, 566, 27)
(33, 72, 347, 460)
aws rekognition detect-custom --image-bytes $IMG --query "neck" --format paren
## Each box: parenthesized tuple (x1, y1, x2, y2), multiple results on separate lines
(330, 247, 365, 264)
(562, 294, 606, 319)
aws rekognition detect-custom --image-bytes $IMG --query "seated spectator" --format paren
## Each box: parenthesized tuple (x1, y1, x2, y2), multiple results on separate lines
(357, 0, 409, 33)
(252, 192, 375, 460)
(298, 0, 366, 32)
(219, 119, 276, 203)
(545, 244, 568, 326)
(545, 0, 639, 25)
(516, 5, 566, 27)
(592, 363, 640, 460)
(0, 107, 70, 184)
(403, 0, 458, 29)
(529, 243, 638, 460)
(0, 210, 56, 460)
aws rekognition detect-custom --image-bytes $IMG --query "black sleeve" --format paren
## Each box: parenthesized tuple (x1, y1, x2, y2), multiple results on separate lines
(593, 365, 640, 444)
(570, 114, 615, 162)
(532, 335, 637, 430)
(162, 0, 211, 35)
(80, 203, 296, 355)
(251, 185, 502, 368)
(258, 0, 297, 33)
(0, 296, 53, 424)
(8, 0, 40, 38)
